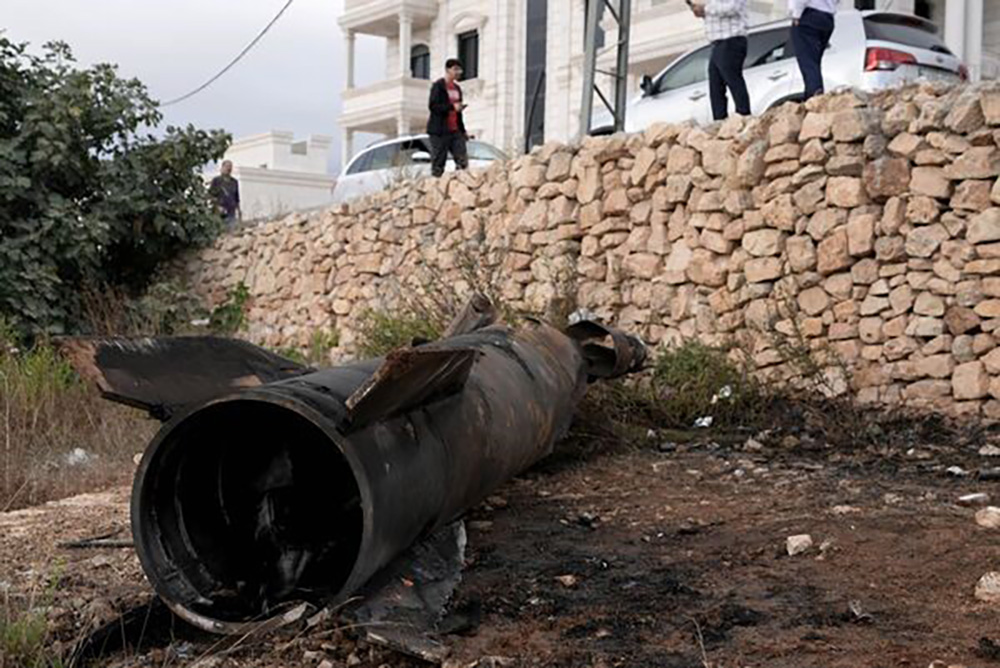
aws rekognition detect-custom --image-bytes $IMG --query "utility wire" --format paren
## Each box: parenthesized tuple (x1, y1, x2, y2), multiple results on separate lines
(160, 0, 295, 107)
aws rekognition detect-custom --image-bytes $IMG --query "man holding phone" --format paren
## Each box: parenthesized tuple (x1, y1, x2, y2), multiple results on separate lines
(426, 58, 470, 178)
(689, 0, 751, 121)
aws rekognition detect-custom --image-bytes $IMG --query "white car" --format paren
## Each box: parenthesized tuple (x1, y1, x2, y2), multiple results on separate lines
(332, 134, 508, 204)
(594, 9, 965, 132)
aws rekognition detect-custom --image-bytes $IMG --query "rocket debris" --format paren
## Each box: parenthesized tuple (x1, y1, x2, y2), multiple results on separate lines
(59, 298, 645, 634)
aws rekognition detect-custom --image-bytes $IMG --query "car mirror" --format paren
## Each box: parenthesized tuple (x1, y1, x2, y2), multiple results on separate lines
(640, 74, 653, 96)
(411, 151, 432, 163)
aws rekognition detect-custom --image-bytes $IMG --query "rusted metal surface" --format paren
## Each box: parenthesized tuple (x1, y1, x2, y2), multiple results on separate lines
(62, 302, 644, 635)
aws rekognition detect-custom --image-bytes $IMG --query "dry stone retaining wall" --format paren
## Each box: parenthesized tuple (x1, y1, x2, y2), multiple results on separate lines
(182, 82, 1000, 419)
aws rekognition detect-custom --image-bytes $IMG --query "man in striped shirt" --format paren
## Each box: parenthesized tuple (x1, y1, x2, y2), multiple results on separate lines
(690, 0, 751, 121)
(790, 0, 839, 100)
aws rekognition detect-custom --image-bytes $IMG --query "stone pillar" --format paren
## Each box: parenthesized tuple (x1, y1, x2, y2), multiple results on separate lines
(944, 0, 967, 66)
(966, 0, 984, 81)
(345, 30, 355, 89)
(341, 128, 354, 170)
(399, 14, 413, 78)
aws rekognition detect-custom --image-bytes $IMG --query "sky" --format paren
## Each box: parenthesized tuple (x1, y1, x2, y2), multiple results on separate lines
(3, 0, 385, 171)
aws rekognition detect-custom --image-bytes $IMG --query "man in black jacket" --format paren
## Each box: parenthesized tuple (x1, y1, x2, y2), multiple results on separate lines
(426, 58, 469, 177)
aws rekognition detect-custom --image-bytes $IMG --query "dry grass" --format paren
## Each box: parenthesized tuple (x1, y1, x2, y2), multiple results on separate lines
(0, 322, 155, 512)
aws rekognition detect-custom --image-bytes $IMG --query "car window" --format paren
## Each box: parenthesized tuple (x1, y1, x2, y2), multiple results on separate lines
(653, 45, 712, 94)
(394, 139, 432, 165)
(864, 14, 952, 53)
(366, 143, 402, 171)
(747, 27, 793, 67)
(467, 141, 507, 161)
(345, 151, 372, 175)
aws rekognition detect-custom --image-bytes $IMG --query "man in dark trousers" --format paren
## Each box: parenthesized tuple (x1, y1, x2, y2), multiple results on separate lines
(426, 58, 469, 178)
(208, 160, 241, 226)
(690, 0, 751, 121)
(790, 0, 838, 100)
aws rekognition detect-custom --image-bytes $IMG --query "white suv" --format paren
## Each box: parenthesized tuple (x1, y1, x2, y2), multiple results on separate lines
(597, 10, 965, 132)
(332, 134, 508, 205)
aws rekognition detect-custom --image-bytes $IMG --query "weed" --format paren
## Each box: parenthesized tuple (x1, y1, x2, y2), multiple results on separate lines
(275, 329, 341, 366)
(209, 282, 251, 335)
(0, 320, 154, 510)
(0, 566, 64, 668)
(355, 310, 442, 359)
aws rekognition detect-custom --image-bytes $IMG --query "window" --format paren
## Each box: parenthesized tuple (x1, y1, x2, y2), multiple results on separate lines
(746, 28, 793, 67)
(363, 143, 402, 171)
(411, 44, 430, 79)
(345, 150, 372, 175)
(652, 45, 712, 94)
(863, 14, 952, 53)
(467, 141, 508, 161)
(457, 30, 479, 80)
(524, 0, 547, 150)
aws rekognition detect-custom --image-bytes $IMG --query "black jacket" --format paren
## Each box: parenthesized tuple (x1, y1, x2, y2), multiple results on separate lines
(426, 78, 466, 136)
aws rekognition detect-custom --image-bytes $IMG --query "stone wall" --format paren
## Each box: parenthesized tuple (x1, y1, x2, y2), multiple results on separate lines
(182, 82, 1000, 419)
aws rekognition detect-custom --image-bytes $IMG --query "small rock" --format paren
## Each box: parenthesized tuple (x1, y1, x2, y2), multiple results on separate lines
(317, 661, 335, 668)
(883, 493, 903, 505)
(958, 492, 991, 506)
(657, 441, 677, 453)
(132, 452, 143, 466)
(947, 466, 968, 477)
(786, 534, 813, 556)
(976, 507, 1000, 529)
(347, 652, 362, 667)
(576, 511, 599, 528)
(486, 495, 508, 509)
(976, 571, 1000, 602)
(302, 651, 322, 662)
(555, 574, 578, 587)
(743, 437, 764, 451)
(819, 538, 836, 553)
(89, 555, 113, 568)
(831, 505, 861, 515)
(981, 445, 1000, 457)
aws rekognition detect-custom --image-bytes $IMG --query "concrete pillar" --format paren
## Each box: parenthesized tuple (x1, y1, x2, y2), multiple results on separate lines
(345, 30, 355, 89)
(341, 128, 354, 170)
(966, 0, 984, 81)
(399, 14, 413, 78)
(944, 0, 967, 66)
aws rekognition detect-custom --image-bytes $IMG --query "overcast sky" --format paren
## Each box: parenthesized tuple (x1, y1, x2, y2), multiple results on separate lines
(4, 0, 385, 171)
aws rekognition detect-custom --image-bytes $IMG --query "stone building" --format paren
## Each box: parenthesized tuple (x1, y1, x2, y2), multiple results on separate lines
(338, 0, 999, 165)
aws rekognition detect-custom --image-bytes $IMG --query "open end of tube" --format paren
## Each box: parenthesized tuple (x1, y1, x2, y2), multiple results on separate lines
(134, 399, 363, 624)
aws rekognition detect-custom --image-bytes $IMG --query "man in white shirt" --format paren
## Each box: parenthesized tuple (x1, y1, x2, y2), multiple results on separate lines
(789, 0, 839, 99)
(690, 0, 751, 121)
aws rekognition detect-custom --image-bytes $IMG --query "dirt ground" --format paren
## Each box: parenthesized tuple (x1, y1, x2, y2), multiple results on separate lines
(4, 431, 1000, 668)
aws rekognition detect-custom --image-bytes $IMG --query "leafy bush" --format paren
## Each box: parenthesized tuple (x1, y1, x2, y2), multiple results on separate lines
(0, 37, 230, 337)
(0, 567, 63, 668)
(275, 328, 341, 366)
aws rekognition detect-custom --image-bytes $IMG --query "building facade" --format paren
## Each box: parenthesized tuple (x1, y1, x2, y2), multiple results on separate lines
(217, 131, 336, 220)
(338, 0, 999, 165)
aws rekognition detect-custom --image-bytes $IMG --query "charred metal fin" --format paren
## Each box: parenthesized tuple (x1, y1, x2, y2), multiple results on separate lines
(345, 347, 476, 430)
(57, 336, 310, 421)
(441, 292, 498, 338)
(564, 319, 647, 380)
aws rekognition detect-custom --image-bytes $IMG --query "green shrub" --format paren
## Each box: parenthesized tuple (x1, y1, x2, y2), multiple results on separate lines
(650, 341, 761, 430)
(355, 310, 441, 359)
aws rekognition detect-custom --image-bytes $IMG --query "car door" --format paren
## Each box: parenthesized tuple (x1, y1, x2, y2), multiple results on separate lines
(333, 150, 374, 204)
(627, 44, 714, 131)
(742, 26, 797, 113)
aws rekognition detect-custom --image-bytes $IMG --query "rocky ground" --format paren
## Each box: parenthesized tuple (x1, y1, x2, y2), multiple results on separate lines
(5, 424, 1000, 668)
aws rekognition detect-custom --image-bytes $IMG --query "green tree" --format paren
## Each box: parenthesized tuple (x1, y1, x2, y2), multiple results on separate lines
(0, 38, 230, 335)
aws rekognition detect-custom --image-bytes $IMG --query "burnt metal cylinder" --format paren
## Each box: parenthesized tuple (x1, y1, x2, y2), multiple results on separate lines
(131, 323, 593, 632)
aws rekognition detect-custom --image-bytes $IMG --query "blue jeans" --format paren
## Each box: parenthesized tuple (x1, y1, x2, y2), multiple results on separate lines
(792, 8, 835, 100)
(708, 36, 750, 121)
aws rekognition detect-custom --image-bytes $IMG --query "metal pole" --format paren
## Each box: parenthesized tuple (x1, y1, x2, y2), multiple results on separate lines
(579, 0, 600, 137)
(613, 0, 632, 132)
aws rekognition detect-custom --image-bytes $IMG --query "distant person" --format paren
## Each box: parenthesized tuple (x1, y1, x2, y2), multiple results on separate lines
(689, 0, 751, 121)
(790, 0, 838, 100)
(209, 160, 241, 225)
(426, 58, 469, 178)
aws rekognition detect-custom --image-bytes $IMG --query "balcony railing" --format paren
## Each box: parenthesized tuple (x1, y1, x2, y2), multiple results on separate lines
(339, 77, 432, 130)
